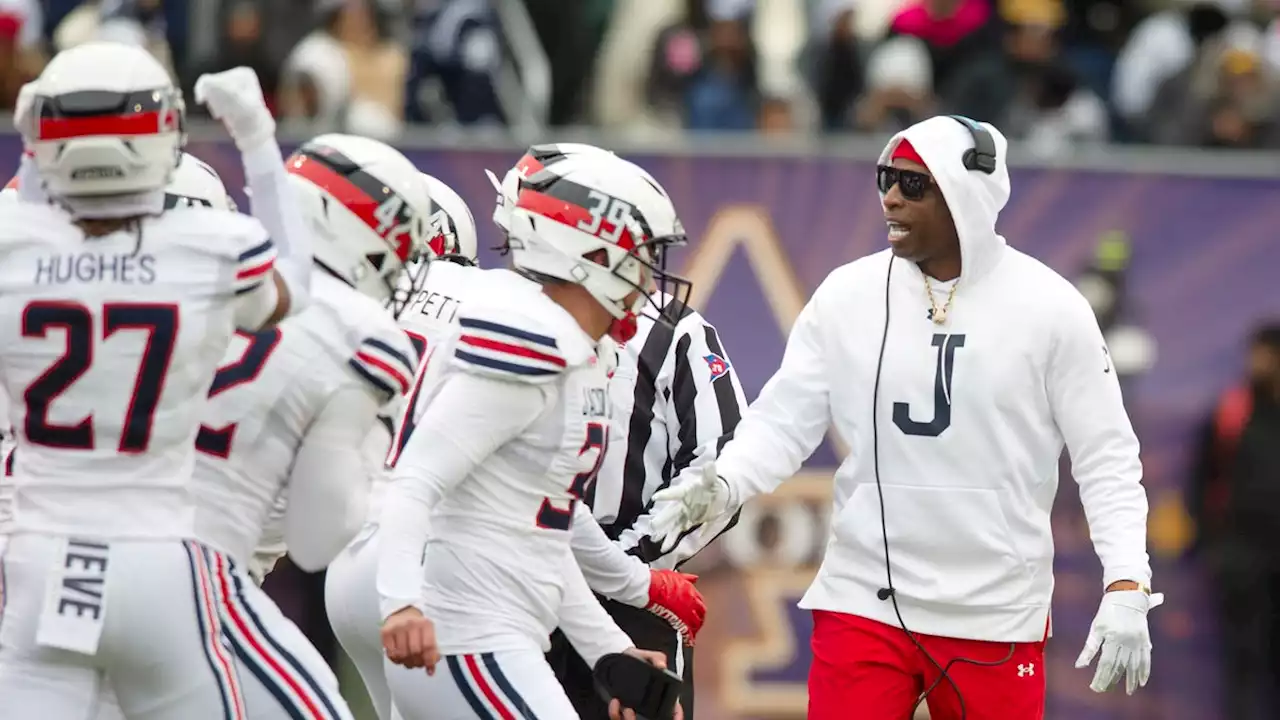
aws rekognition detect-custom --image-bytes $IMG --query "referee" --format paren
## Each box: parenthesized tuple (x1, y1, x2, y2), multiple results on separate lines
(547, 293, 747, 720)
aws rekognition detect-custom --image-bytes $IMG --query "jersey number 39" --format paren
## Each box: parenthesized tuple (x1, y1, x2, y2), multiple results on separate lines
(535, 422, 607, 531)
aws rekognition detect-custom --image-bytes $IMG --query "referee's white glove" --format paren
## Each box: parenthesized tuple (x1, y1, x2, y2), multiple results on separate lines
(1075, 588, 1163, 694)
(649, 462, 730, 553)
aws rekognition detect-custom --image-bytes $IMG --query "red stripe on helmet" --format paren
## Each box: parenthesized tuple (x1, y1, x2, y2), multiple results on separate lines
(287, 153, 413, 263)
(37, 109, 178, 141)
(516, 187, 638, 251)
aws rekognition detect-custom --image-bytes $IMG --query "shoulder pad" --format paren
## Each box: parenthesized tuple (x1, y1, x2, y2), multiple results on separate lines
(348, 325, 422, 401)
(451, 305, 572, 384)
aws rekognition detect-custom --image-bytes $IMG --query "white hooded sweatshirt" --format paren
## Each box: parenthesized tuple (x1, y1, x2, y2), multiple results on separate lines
(714, 116, 1150, 643)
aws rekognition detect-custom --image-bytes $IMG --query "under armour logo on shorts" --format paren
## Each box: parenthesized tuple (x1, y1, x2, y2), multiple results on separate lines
(1017, 663, 1035, 677)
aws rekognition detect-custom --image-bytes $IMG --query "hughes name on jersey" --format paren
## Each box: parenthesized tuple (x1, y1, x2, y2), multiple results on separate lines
(0, 202, 279, 538)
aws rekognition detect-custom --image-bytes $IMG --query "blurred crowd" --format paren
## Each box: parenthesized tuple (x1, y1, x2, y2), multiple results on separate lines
(3, 0, 1280, 156)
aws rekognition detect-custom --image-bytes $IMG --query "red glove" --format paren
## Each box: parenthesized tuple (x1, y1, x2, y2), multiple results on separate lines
(645, 570, 706, 646)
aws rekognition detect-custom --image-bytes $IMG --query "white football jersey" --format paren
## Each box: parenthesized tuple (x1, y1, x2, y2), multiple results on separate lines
(399, 272, 614, 653)
(0, 202, 277, 538)
(194, 272, 418, 568)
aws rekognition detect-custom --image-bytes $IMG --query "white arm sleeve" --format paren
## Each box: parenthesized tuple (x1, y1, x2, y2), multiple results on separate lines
(241, 138, 312, 314)
(284, 384, 383, 572)
(558, 551, 634, 668)
(233, 276, 279, 331)
(376, 372, 546, 619)
(1048, 293, 1151, 589)
(570, 503, 651, 607)
(715, 282, 833, 508)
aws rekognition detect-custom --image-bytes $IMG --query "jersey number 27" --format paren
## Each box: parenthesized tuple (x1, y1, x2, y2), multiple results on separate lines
(23, 301, 178, 452)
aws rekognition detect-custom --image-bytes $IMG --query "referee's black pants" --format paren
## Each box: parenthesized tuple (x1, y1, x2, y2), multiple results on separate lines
(547, 596, 695, 719)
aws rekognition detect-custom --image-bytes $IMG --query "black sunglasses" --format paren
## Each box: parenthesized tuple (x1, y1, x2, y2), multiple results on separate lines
(876, 165, 934, 201)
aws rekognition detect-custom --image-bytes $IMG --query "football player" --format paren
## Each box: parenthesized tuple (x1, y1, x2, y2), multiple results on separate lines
(326, 164, 704, 720)
(0, 44, 316, 720)
(375, 150, 692, 719)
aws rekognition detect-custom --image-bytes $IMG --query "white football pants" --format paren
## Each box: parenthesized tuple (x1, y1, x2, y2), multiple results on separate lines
(0, 534, 352, 720)
(326, 525, 401, 720)
(386, 648, 579, 720)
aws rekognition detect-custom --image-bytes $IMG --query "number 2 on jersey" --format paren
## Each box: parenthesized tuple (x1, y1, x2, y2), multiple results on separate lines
(23, 301, 178, 452)
(195, 329, 282, 457)
(536, 422, 608, 531)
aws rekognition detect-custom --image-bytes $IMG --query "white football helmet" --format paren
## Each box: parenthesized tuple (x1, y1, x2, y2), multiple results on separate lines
(285, 134, 431, 315)
(506, 151, 691, 342)
(164, 152, 236, 212)
(420, 173, 478, 266)
(486, 143, 618, 236)
(24, 41, 184, 203)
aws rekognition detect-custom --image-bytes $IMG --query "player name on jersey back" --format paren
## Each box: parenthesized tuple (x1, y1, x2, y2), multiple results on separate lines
(0, 203, 276, 539)
(31, 250, 158, 286)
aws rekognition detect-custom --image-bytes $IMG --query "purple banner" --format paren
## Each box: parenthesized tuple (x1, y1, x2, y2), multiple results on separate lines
(9, 134, 1279, 719)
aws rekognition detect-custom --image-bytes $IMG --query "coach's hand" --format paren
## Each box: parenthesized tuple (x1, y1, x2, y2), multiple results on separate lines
(381, 606, 441, 675)
(646, 570, 706, 646)
(194, 67, 276, 151)
(650, 462, 730, 553)
(606, 649, 684, 720)
(1075, 586, 1164, 694)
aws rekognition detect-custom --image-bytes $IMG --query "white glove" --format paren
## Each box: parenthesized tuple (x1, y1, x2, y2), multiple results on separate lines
(649, 462, 730, 553)
(1075, 589, 1164, 694)
(195, 67, 276, 151)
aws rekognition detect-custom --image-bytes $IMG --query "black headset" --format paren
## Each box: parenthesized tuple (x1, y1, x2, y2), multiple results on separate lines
(873, 116, 1015, 720)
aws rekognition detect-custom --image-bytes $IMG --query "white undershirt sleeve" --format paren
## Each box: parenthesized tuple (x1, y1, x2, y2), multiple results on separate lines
(715, 281, 833, 508)
(241, 138, 312, 314)
(376, 372, 546, 619)
(233, 277, 279, 331)
(283, 384, 383, 571)
(558, 550, 635, 668)
(1048, 293, 1151, 589)
(570, 502, 651, 607)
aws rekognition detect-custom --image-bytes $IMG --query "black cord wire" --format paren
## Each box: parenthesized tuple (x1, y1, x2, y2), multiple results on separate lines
(872, 257, 1016, 720)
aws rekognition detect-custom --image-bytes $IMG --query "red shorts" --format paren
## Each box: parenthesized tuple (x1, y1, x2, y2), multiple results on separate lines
(807, 610, 1046, 720)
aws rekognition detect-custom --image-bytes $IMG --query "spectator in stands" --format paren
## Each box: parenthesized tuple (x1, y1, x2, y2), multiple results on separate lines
(1189, 321, 1280, 720)
(0, 0, 40, 105)
(999, 1, 1109, 157)
(885, 0, 1007, 121)
(811, 0, 865, 130)
(188, 1, 279, 116)
(1112, 1, 1230, 140)
(281, 0, 406, 139)
(642, 0, 762, 131)
(1054, 0, 1141, 105)
(402, 0, 506, 127)
(853, 35, 935, 133)
(1148, 22, 1280, 148)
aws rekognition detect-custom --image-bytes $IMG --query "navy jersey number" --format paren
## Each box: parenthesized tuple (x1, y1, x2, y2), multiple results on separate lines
(195, 329, 283, 458)
(23, 301, 179, 452)
(893, 333, 966, 438)
(536, 422, 608, 531)
(385, 330, 429, 468)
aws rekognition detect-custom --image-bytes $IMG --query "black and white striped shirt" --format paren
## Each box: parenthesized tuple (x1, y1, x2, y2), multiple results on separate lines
(588, 298, 747, 570)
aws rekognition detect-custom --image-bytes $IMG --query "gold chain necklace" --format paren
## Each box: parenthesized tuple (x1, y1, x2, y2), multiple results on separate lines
(923, 276, 958, 325)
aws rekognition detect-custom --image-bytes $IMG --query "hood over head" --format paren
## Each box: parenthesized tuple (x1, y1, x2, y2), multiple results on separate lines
(878, 115, 1011, 285)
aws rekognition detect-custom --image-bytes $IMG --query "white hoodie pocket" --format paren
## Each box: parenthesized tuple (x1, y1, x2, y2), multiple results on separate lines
(833, 484, 1033, 608)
